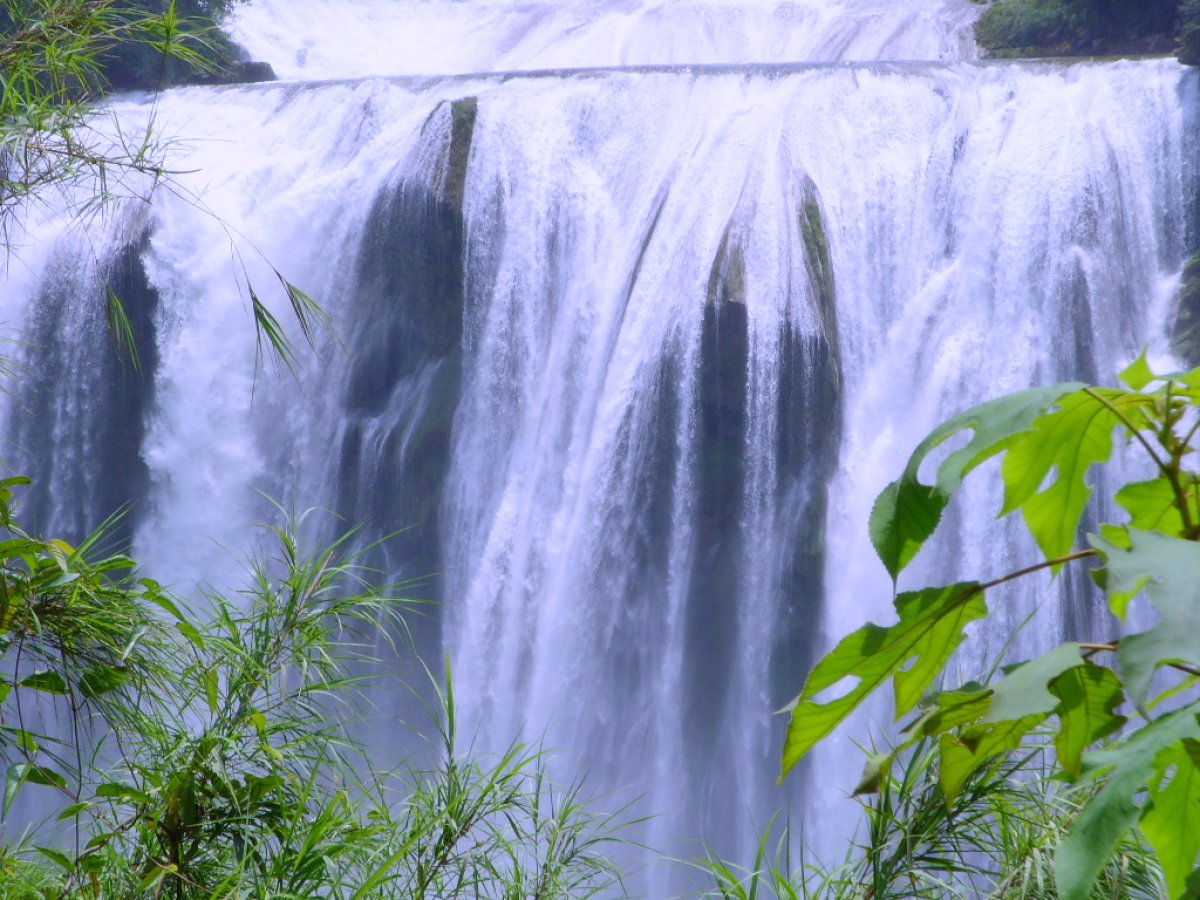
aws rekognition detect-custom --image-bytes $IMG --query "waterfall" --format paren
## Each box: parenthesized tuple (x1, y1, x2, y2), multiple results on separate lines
(2, 0, 1197, 890)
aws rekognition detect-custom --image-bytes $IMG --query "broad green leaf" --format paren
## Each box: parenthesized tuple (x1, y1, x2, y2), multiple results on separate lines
(1002, 388, 1148, 561)
(1115, 479, 1195, 538)
(856, 688, 994, 795)
(35, 846, 74, 873)
(18, 670, 68, 695)
(25, 764, 66, 789)
(1142, 739, 1200, 898)
(982, 643, 1084, 724)
(1091, 529, 1200, 706)
(1050, 663, 1126, 779)
(903, 688, 994, 740)
(79, 665, 127, 699)
(939, 715, 1045, 803)
(1057, 701, 1200, 900)
(781, 583, 984, 776)
(1119, 349, 1155, 390)
(870, 384, 1082, 579)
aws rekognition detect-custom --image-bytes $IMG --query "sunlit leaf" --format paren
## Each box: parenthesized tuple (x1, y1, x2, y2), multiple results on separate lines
(940, 715, 1045, 803)
(1050, 663, 1126, 780)
(1001, 388, 1149, 562)
(870, 384, 1081, 579)
(781, 583, 985, 776)
(1114, 478, 1194, 538)
(982, 643, 1084, 724)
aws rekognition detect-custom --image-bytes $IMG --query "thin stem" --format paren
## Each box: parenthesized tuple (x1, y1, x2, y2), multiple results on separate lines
(978, 549, 1097, 593)
(1082, 387, 1167, 472)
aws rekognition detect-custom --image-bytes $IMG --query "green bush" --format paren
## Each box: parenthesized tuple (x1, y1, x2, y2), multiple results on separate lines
(975, 0, 1076, 53)
(0, 486, 627, 898)
(1181, 0, 1200, 63)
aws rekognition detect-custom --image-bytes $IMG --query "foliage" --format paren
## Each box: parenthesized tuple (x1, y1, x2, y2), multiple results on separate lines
(703, 741, 1163, 898)
(1181, 0, 1200, 65)
(0, 483, 627, 898)
(0, 0, 206, 232)
(700, 744, 1161, 897)
(974, 0, 1189, 60)
(781, 353, 1200, 899)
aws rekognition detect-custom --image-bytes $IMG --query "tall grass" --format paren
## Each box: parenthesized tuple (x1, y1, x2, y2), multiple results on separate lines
(0, 488, 628, 898)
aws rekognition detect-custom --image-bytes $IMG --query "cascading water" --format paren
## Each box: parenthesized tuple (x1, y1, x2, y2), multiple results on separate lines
(2, 0, 1197, 891)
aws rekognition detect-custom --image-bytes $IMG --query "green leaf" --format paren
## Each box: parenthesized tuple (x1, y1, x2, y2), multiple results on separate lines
(939, 714, 1045, 803)
(58, 801, 95, 820)
(79, 665, 127, 699)
(35, 846, 74, 874)
(1091, 529, 1200, 706)
(781, 582, 985, 776)
(1119, 348, 1155, 390)
(1115, 478, 1194, 538)
(175, 620, 204, 649)
(856, 688, 995, 794)
(25, 764, 66, 789)
(203, 669, 219, 714)
(4, 763, 27, 816)
(870, 384, 1082, 579)
(1056, 702, 1200, 900)
(1141, 739, 1200, 898)
(95, 782, 152, 805)
(1001, 388, 1147, 561)
(1050, 663, 1126, 780)
(981, 643, 1084, 724)
(18, 670, 68, 695)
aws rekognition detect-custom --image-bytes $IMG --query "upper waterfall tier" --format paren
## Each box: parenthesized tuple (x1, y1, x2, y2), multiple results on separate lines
(228, 0, 981, 81)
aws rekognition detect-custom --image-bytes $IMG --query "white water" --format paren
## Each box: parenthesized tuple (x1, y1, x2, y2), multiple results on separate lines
(228, 0, 980, 80)
(2, 0, 1198, 892)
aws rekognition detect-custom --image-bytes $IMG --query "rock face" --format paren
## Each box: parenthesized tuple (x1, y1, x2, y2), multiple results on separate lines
(1173, 253, 1200, 365)
(13, 229, 159, 548)
(331, 97, 477, 660)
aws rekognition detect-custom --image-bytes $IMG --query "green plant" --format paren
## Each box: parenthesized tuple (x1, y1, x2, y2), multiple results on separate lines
(780, 353, 1200, 899)
(700, 738, 1164, 899)
(0, 481, 628, 898)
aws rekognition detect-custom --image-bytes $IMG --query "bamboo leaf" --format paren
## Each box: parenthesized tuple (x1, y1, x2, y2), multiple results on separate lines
(19, 670, 68, 694)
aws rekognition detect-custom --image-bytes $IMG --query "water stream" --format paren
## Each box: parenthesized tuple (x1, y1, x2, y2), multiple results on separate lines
(2, 0, 1197, 891)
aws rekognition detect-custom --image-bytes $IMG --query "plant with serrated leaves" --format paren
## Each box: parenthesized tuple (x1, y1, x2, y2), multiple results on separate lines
(703, 739, 1163, 899)
(781, 352, 1200, 900)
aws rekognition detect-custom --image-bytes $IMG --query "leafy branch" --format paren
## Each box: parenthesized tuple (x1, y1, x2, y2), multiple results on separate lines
(782, 352, 1200, 899)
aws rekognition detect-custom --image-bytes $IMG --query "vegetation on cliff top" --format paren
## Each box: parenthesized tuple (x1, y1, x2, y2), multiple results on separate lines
(975, 0, 1200, 64)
